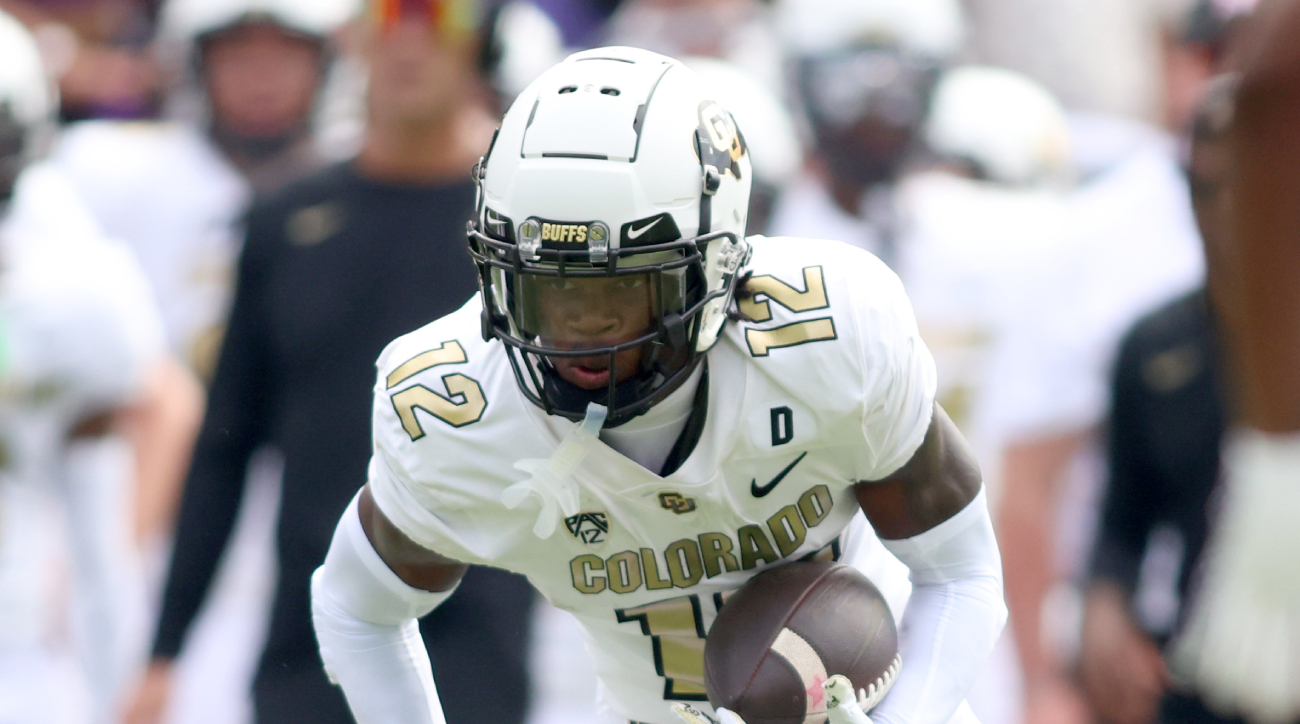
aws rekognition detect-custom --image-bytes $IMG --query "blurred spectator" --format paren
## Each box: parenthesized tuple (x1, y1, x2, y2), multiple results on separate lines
(123, 1, 536, 723)
(0, 10, 200, 722)
(0, 0, 162, 121)
(1078, 74, 1247, 724)
(767, 0, 961, 265)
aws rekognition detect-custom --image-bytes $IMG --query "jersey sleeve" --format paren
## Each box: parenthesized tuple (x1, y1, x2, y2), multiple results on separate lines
(846, 252, 938, 481)
(364, 318, 503, 565)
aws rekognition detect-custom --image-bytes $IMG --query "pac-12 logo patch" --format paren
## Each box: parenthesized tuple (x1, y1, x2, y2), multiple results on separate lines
(565, 511, 610, 545)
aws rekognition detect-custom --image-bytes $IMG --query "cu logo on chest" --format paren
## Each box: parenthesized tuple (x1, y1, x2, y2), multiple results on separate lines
(566, 511, 610, 546)
(659, 492, 697, 515)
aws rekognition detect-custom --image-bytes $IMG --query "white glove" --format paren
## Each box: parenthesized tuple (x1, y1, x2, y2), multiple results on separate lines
(824, 675, 874, 724)
(671, 703, 720, 724)
(669, 703, 750, 724)
(1170, 429, 1300, 724)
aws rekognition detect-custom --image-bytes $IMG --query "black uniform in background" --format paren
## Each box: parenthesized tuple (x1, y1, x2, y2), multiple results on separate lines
(1089, 289, 1250, 724)
(152, 162, 535, 724)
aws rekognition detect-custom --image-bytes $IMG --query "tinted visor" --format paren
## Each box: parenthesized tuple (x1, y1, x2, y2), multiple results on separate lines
(515, 268, 687, 350)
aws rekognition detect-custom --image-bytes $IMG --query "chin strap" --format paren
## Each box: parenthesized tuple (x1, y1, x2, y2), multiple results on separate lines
(502, 402, 607, 537)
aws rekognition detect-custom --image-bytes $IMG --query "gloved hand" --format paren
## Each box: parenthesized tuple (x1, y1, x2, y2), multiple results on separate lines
(668, 702, 749, 724)
(824, 674, 874, 724)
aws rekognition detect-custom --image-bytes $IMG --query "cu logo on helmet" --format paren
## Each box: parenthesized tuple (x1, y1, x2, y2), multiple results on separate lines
(697, 101, 747, 180)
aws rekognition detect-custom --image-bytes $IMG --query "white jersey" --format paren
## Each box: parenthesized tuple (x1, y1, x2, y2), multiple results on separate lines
(893, 172, 1073, 490)
(982, 131, 1203, 439)
(369, 236, 936, 724)
(44, 121, 249, 373)
(0, 163, 165, 648)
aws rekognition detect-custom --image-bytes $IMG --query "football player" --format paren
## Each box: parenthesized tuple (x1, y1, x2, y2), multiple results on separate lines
(765, 0, 961, 269)
(311, 48, 1007, 724)
(0, 10, 198, 722)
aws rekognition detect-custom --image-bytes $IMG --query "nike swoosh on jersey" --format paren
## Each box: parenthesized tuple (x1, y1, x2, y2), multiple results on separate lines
(751, 451, 808, 498)
(627, 217, 662, 240)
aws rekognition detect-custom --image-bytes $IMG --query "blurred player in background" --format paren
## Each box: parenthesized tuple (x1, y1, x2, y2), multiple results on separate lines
(0, 10, 200, 722)
(766, 0, 962, 268)
(684, 58, 801, 236)
(47, 0, 358, 380)
(986, 4, 1229, 721)
(20, 5, 361, 721)
(1171, 0, 1300, 720)
(893, 64, 1078, 724)
(1077, 74, 1247, 724)
(125, 1, 538, 723)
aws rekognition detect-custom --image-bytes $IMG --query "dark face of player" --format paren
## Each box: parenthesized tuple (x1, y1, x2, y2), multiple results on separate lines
(527, 274, 657, 390)
(799, 48, 932, 190)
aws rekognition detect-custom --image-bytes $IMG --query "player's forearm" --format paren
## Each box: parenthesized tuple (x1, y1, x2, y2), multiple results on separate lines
(122, 356, 204, 545)
(872, 488, 1008, 724)
(311, 492, 456, 723)
(996, 432, 1087, 684)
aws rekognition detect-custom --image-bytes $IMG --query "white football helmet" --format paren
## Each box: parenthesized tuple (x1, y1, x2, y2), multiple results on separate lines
(160, 0, 361, 48)
(469, 47, 753, 426)
(926, 66, 1072, 187)
(0, 9, 54, 200)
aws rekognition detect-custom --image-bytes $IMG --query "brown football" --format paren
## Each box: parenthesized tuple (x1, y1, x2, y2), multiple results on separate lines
(703, 561, 899, 724)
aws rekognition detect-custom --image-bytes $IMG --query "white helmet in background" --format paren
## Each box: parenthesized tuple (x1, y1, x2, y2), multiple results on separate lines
(0, 9, 55, 199)
(469, 47, 752, 426)
(158, 0, 361, 71)
(773, 0, 964, 59)
(926, 66, 1072, 187)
